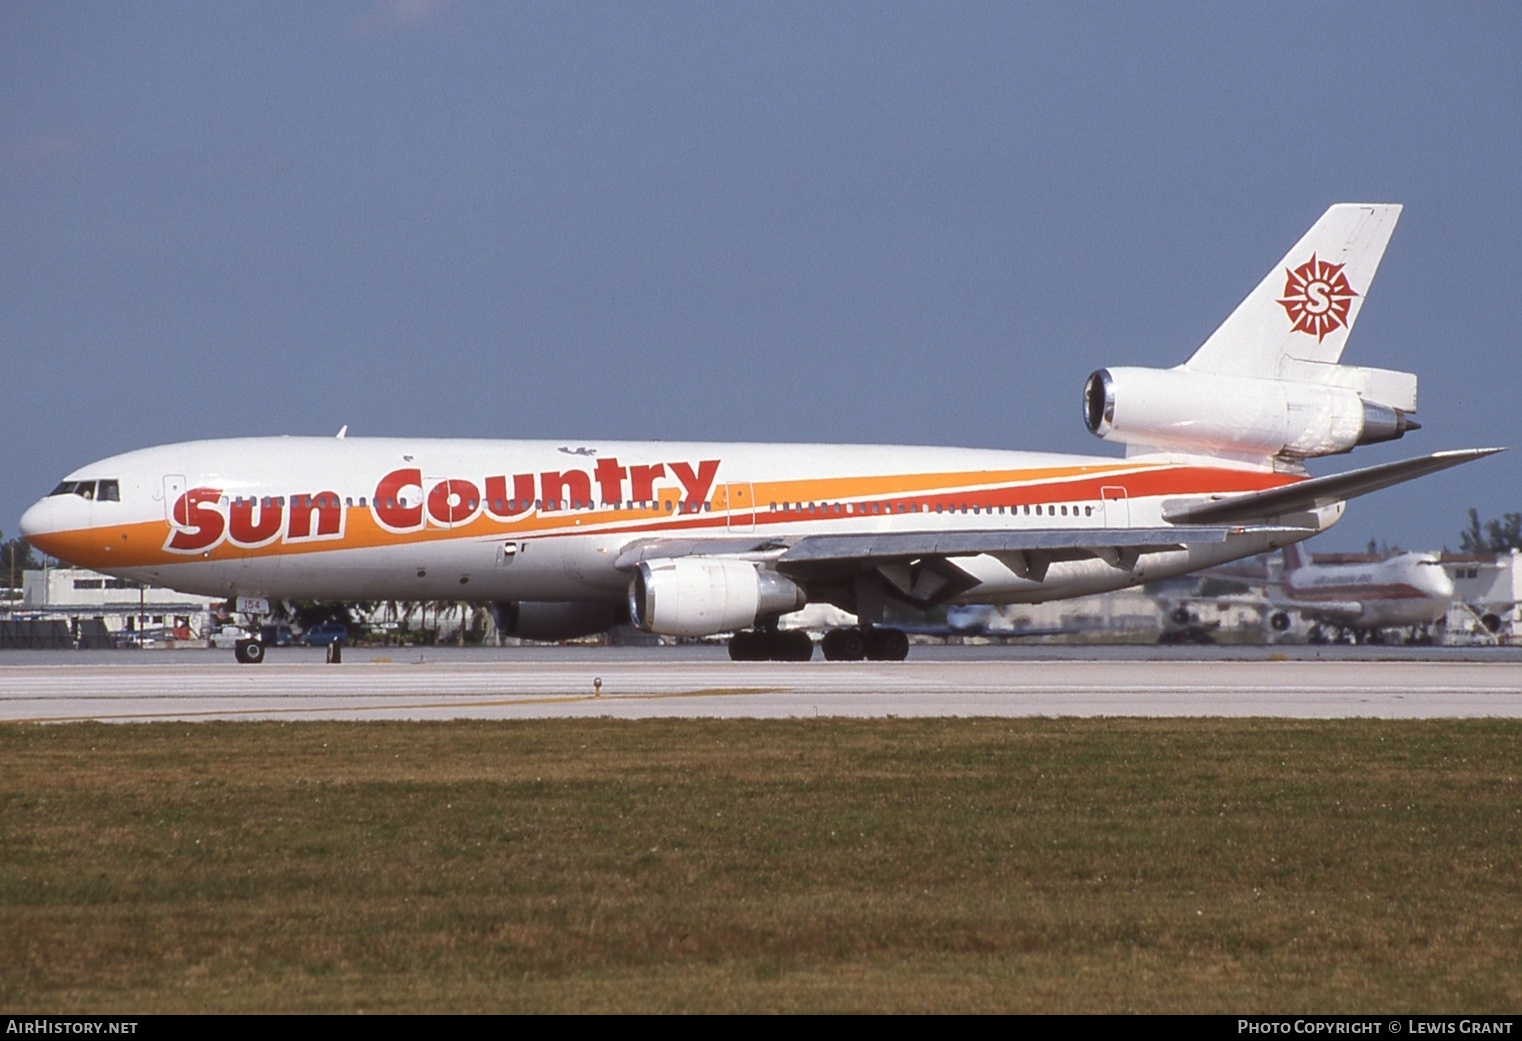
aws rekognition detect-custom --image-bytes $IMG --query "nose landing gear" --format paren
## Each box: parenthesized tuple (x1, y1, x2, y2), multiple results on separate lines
(233, 638, 265, 664)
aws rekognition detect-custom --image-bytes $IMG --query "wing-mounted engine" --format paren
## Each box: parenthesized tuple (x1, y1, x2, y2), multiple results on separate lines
(1083, 365, 1418, 460)
(628, 559, 806, 637)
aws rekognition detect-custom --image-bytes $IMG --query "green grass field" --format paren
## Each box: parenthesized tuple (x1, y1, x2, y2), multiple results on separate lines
(3, 718, 1520, 1012)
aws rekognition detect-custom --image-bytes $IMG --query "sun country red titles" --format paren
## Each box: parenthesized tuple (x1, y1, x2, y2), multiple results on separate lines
(160, 455, 725, 554)
(1277, 254, 1358, 341)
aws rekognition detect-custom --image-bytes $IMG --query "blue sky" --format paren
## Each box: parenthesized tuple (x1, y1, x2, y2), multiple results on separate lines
(4, 2, 1519, 552)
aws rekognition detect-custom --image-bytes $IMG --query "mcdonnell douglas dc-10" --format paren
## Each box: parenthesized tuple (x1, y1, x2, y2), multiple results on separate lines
(20, 204, 1499, 662)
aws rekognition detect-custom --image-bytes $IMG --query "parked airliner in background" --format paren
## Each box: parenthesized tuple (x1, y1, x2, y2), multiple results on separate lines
(1268, 543, 1454, 644)
(20, 204, 1499, 662)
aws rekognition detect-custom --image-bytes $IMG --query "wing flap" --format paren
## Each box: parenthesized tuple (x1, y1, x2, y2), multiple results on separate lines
(615, 525, 1309, 574)
(777, 525, 1298, 564)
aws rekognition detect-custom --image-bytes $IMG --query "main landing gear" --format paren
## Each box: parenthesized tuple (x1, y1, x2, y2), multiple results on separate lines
(725, 626, 912, 661)
(820, 626, 910, 662)
(728, 628, 815, 661)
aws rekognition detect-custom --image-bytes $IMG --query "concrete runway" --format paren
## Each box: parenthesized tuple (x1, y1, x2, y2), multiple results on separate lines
(2, 647, 1520, 721)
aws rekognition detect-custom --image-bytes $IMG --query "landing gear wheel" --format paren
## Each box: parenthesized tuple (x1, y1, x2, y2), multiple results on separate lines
(234, 638, 265, 664)
(782, 629, 814, 661)
(821, 627, 867, 661)
(728, 628, 815, 661)
(728, 630, 761, 661)
(866, 627, 909, 661)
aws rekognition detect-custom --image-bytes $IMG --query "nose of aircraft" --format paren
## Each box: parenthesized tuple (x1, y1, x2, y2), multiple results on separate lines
(19, 497, 48, 540)
(18, 495, 68, 557)
(1425, 564, 1457, 599)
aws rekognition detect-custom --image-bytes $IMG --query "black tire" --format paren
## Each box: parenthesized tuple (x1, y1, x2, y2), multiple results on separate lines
(1270, 611, 1291, 631)
(235, 639, 265, 665)
(879, 627, 909, 661)
(728, 630, 758, 661)
(783, 629, 814, 661)
(837, 628, 866, 661)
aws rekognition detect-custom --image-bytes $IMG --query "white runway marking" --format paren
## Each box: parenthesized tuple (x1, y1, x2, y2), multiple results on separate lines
(2, 656, 1520, 722)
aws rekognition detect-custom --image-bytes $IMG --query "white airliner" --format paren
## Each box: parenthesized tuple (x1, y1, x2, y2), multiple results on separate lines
(19, 204, 1500, 662)
(1267, 543, 1455, 643)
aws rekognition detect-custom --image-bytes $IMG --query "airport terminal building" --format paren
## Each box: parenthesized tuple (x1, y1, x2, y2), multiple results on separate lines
(1, 566, 221, 649)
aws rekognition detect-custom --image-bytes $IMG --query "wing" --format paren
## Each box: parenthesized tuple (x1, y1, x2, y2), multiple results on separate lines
(1287, 601, 1367, 625)
(616, 524, 1307, 609)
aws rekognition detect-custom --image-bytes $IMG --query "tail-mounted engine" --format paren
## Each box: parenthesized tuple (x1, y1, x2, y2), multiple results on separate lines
(1083, 365, 1419, 459)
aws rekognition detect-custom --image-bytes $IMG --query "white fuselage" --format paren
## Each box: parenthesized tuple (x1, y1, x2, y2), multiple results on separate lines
(1278, 552, 1454, 629)
(19, 436, 1326, 614)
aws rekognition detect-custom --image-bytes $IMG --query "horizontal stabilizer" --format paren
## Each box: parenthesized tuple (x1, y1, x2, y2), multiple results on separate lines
(1162, 448, 1504, 525)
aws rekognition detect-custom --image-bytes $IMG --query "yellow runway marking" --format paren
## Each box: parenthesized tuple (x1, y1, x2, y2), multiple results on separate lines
(5, 687, 781, 724)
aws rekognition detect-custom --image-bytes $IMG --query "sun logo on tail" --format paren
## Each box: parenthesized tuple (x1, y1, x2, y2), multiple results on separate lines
(1277, 255, 1358, 341)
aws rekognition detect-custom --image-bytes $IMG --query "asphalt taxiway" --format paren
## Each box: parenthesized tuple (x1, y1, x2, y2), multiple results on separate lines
(2, 647, 1520, 722)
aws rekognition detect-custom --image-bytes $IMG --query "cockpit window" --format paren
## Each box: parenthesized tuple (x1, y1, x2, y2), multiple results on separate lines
(47, 479, 119, 501)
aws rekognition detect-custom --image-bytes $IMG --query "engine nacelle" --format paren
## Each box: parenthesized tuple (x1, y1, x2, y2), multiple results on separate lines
(490, 601, 623, 642)
(1083, 367, 1416, 459)
(628, 559, 806, 637)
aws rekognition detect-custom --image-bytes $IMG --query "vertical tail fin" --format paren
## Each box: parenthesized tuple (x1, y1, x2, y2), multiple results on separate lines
(1282, 542, 1311, 575)
(1184, 204, 1402, 378)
